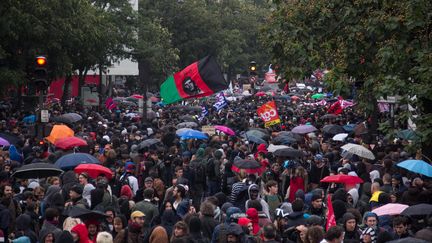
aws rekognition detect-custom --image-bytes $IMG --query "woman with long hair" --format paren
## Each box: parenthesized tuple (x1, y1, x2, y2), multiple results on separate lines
(287, 166, 308, 202)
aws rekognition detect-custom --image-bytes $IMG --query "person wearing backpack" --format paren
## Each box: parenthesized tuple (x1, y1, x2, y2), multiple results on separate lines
(207, 149, 223, 197)
(118, 162, 138, 197)
(189, 148, 207, 209)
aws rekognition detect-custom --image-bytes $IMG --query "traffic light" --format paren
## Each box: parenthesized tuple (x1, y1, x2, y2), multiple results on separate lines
(249, 61, 257, 76)
(33, 55, 48, 89)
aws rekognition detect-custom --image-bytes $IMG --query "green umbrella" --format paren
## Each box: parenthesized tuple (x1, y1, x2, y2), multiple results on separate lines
(311, 93, 325, 99)
(396, 129, 419, 141)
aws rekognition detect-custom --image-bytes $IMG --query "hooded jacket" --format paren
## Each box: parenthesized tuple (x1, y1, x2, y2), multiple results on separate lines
(245, 184, 270, 218)
(342, 212, 360, 243)
(71, 224, 92, 243)
(246, 208, 260, 235)
(348, 188, 359, 208)
(211, 207, 242, 243)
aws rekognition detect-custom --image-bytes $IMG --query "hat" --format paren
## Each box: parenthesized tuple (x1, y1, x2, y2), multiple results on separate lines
(102, 135, 110, 142)
(125, 162, 135, 172)
(182, 151, 191, 157)
(306, 215, 323, 226)
(237, 217, 251, 226)
(144, 177, 154, 183)
(311, 193, 322, 202)
(257, 144, 268, 154)
(314, 154, 323, 161)
(131, 211, 145, 219)
(70, 185, 83, 195)
(226, 223, 243, 236)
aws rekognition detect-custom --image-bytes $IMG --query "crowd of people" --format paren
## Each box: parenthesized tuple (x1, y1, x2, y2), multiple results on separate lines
(0, 82, 431, 243)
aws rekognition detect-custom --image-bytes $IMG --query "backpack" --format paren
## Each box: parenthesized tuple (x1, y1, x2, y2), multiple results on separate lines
(190, 160, 206, 184)
(113, 174, 130, 197)
(206, 158, 216, 179)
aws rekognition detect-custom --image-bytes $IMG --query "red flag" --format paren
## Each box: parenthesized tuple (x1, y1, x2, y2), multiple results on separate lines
(326, 194, 336, 231)
(257, 101, 281, 127)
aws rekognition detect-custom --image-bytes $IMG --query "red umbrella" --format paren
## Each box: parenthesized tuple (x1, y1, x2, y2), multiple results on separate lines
(54, 136, 88, 150)
(255, 91, 266, 97)
(130, 94, 144, 99)
(320, 174, 363, 184)
(74, 164, 113, 180)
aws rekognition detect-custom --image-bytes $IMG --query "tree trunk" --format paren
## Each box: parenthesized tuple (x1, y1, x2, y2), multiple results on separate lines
(62, 73, 72, 107)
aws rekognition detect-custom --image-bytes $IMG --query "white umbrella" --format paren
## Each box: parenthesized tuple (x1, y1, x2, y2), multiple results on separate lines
(268, 144, 290, 153)
(333, 133, 349, 141)
(341, 143, 375, 160)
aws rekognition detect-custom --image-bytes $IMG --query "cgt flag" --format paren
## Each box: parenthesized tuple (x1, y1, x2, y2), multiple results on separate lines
(160, 56, 228, 104)
(326, 194, 336, 231)
(257, 101, 281, 127)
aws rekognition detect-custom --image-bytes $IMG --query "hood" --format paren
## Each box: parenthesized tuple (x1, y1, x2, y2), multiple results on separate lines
(248, 184, 260, 200)
(120, 185, 133, 200)
(195, 148, 205, 159)
(348, 188, 359, 207)
(246, 208, 259, 222)
(362, 182, 372, 197)
(16, 214, 32, 230)
(71, 223, 90, 243)
(226, 207, 242, 223)
(369, 170, 380, 182)
(332, 188, 348, 202)
(45, 185, 61, 201)
(62, 170, 78, 185)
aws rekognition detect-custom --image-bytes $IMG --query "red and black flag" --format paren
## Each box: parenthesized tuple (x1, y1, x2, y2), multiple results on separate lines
(160, 56, 228, 104)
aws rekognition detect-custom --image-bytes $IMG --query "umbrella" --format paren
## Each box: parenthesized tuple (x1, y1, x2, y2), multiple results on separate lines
(278, 131, 304, 142)
(292, 125, 317, 134)
(180, 115, 197, 122)
(22, 115, 36, 124)
(273, 148, 304, 158)
(332, 133, 349, 142)
(214, 125, 235, 136)
(268, 144, 290, 153)
(343, 124, 356, 132)
(54, 137, 88, 150)
(323, 125, 345, 135)
(320, 174, 364, 184)
(125, 113, 140, 118)
(55, 153, 100, 170)
(401, 203, 432, 217)
(46, 125, 75, 144)
(396, 129, 419, 141)
(176, 122, 198, 129)
(0, 132, 21, 145)
(74, 164, 113, 180)
(249, 128, 270, 135)
(150, 96, 160, 103)
(176, 128, 193, 136)
(58, 112, 83, 123)
(321, 114, 338, 120)
(0, 137, 10, 147)
(255, 91, 266, 97)
(388, 237, 429, 243)
(246, 135, 267, 145)
(178, 130, 208, 140)
(311, 93, 325, 99)
(341, 143, 375, 160)
(272, 135, 297, 145)
(397, 160, 432, 177)
(130, 94, 143, 99)
(119, 101, 137, 107)
(372, 203, 409, 216)
(12, 163, 63, 179)
(138, 139, 162, 149)
(232, 157, 263, 174)
(68, 206, 107, 220)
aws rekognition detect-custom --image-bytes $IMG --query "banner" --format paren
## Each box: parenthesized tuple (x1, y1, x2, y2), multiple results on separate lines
(257, 101, 281, 127)
(326, 194, 336, 231)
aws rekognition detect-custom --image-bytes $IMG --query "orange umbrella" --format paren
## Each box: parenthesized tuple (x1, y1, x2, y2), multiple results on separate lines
(46, 125, 74, 144)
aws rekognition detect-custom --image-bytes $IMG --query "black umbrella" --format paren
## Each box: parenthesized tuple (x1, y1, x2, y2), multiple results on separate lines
(233, 157, 261, 169)
(320, 114, 338, 120)
(272, 135, 297, 145)
(273, 148, 304, 158)
(401, 203, 432, 217)
(322, 125, 345, 135)
(12, 163, 63, 179)
(246, 135, 267, 145)
(68, 206, 107, 220)
(277, 131, 304, 142)
(138, 139, 161, 149)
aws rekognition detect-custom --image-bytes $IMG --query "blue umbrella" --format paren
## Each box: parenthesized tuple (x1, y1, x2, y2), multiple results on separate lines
(343, 124, 356, 132)
(246, 135, 267, 145)
(178, 129, 208, 140)
(397, 160, 432, 177)
(55, 153, 100, 170)
(23, 115, 36, 124)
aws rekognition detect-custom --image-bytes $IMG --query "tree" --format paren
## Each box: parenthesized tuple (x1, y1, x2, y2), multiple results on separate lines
(262, 0, 432, 156)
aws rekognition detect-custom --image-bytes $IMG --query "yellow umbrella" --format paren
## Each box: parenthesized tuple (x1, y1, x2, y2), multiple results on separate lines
(45, 124, 74, 144)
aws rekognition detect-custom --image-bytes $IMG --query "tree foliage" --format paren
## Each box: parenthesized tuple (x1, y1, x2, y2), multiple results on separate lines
(262, 0, 432, 149)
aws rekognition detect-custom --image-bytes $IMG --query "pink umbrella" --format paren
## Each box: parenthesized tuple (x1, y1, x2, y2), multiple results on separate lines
(130, 94, 144, 99)
(255, 91, 266, 97)
(214, 125, 235, 136)
(372, 203, 409, 216)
